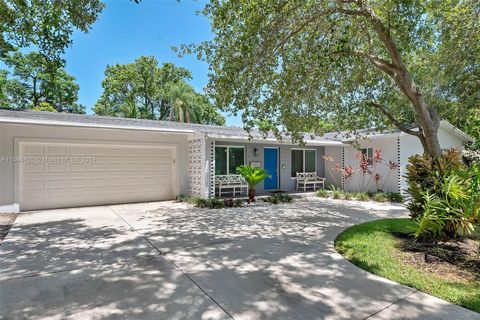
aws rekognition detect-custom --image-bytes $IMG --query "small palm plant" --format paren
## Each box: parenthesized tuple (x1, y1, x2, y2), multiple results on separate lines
(236, 165, 271, 203)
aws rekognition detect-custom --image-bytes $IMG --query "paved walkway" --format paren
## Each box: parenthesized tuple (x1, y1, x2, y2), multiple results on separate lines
(0, 198, 478, 320)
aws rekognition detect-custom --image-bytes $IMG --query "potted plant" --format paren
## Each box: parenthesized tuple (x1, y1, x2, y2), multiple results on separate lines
(236, 165, 271, 203)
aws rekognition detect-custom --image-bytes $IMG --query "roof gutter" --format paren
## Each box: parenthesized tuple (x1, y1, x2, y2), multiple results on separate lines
(207, 133, 346, 146)
(0, 117, 196, 134)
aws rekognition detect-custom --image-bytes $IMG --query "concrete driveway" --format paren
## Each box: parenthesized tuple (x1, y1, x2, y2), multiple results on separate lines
(0, 198, 478, 320)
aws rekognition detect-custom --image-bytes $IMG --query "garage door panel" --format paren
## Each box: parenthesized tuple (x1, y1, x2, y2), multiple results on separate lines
(70, 162, 87, 172)
(46, 146, 66, 156)
(47, 162, 66, 173)
(24, 179, 45, 191)
(46, 179, 67, 189)
(24, 162, 44, 173)
(20, 143, 175, 211)
(24, 145, 44, 156)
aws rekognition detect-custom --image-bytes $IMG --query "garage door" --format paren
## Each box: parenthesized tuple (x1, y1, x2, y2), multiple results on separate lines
(19, 142, 175, 211)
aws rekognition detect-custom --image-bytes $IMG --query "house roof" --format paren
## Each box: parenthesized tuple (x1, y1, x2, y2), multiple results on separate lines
(0, 109, 344, 146)
(328, 120, 475, 143)
(0, 109, 473, 145)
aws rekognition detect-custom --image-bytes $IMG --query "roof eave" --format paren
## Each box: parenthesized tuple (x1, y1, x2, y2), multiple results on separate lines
(0, 117, 196, 134)
(207, 133, 345, 146)
(440, 120, 475, 143)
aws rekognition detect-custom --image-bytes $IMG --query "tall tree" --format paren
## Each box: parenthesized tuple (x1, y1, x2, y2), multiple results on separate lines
(0, 0, 104, 61)
(187, 0, 480, 156)
(1, 51, 85, 113)
(94, 56, 225, 125)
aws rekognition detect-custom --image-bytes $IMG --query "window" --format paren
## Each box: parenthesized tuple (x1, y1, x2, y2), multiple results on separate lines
(291, 149, 317, 177)
(361, 148, 374, 162)
(215, 146, 245, 175)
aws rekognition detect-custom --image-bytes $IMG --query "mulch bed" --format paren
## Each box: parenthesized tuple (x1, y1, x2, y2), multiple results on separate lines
(393, 232, 480, 283)
(0, 213, 18, 243)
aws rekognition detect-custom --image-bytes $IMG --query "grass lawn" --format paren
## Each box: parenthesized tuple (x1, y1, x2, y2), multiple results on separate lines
(335, 218, 480, 312)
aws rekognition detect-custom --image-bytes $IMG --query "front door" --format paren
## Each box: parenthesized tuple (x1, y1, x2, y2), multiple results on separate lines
(264, 148, 279, 190)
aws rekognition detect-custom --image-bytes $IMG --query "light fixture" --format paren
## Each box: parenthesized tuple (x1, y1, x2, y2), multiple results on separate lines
(253, 148, 259, 157)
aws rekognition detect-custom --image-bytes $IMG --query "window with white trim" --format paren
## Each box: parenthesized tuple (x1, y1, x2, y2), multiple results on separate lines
(215, 146, 245, 175)
(291, 149, 316, 177)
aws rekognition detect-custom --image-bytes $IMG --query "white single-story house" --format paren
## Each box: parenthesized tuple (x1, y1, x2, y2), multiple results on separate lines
(0, 109, 474, 212)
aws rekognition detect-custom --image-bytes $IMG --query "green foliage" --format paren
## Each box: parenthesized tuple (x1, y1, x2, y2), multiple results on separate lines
(0, 0, 104, 61)
(190, 197, 225, 209)
(355, 193, 370, 201)
(1, 51, 84, 113)
(316, 189, 329, 198)
(335, 218, 480, 312)
(366, 191, 376, 199)
(332, 190, 343, 199)
(33, 102, 57, 113)
(319, 189, 402, 203)
(93, 56, 224, 125)
(406, 149, 479, 239)
(186, 0, 479, 155)
(373, 193, 388, 203)
(386, 192, 404, 203)
(233, 199, 244, 207)
(264, 193, 294, 204)
(236, 165, 271, 189)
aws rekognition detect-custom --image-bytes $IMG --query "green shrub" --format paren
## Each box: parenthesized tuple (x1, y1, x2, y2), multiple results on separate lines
(344, 193, 353, 200)
(406, 149, 479, 239)
(207, 198, 225, 209)
(233, 199, 244, 207)
(330, 186, 343, 199)
(355, 192, 370, 201)
(386, 192, 404, 203)
(373, 192, 388, 202)
(264, 193, 294, 204)
(192, 197, 225, 209)
(316, 189, 329, 198)
(193, 198, 208, 208)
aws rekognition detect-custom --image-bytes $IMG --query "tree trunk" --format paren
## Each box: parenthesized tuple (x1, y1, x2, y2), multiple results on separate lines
(32, 76, 39, 107)
(248, 188, 256, 203)
(364, 6, 443, 158)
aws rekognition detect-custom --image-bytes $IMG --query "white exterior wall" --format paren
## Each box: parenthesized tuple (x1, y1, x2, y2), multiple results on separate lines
(0, 123, 190, 212)
(343, 137, 401, 193)
(324, 146, 343, 189)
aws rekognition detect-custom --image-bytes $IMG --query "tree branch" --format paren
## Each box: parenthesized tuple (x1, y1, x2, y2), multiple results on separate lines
(370, 101, 422, 137)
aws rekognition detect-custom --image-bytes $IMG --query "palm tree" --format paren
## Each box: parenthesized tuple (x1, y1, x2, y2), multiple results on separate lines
(236, 165, 271, 203)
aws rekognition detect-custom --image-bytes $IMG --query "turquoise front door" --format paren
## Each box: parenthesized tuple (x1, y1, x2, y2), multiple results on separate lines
(264, 148, 278, 190)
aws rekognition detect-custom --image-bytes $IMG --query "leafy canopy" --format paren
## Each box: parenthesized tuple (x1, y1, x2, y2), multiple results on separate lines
(186, 0, 479, 147)
(1, 51, 85, 113)
(94, 56, 225, 125)
(0, 0, 104, 61)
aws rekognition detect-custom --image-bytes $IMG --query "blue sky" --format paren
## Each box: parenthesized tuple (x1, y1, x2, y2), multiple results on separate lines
(63, 0, 241, 126)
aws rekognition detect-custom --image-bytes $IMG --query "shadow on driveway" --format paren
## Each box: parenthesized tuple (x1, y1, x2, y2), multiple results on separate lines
(0, 198, 478, 320)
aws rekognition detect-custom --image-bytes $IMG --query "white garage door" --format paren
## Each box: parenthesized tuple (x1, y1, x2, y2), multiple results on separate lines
(19, 142, 176, 211)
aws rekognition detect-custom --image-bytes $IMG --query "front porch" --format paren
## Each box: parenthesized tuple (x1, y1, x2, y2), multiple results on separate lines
(187, 135, 345, 199)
